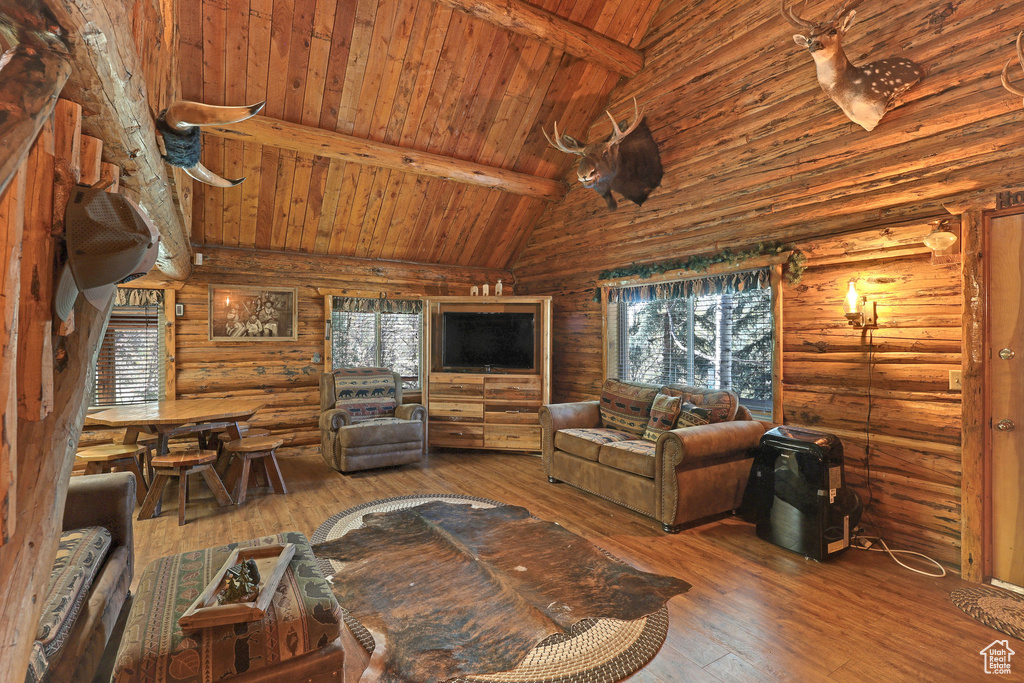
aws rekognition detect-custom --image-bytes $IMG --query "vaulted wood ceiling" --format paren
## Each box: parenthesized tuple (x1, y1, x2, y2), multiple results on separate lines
(179, 0, 661, 269)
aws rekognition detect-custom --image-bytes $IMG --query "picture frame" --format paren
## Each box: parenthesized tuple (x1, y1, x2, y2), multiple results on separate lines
(208, 285, 297, 341)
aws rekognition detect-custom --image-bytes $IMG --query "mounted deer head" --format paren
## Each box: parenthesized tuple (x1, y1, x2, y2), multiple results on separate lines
(543, 98, 663, 210)
(1001, 31, 1024, 106)
(155, 100, 266, 187)
(782, 0, 923, 131)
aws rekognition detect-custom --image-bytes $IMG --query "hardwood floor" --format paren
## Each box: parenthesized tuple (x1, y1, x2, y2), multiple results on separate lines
(130, 449, 1005, 682)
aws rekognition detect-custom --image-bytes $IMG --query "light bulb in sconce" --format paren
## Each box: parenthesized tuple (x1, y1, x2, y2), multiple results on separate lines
(843, 279, 877, 328)
(923, 219, 958, 254)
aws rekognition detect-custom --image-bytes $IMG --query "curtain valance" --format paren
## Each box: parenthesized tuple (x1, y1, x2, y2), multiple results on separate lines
(114, 289, 163, 307)
(607, 268, 770, 304)
(333, 296, 423, 314)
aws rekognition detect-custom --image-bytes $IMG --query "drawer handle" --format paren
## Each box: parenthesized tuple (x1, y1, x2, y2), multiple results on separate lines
(508, 434, 520, 438)
(452, 385, 464, 389)
(450, 408, 462, 412)
(505, 410, 520, 414)
(512, 386, 521, 390)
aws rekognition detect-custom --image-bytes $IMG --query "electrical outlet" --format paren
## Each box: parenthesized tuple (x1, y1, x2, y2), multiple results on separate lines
(949, 369, 962, 391)
(194, 252, 203, 266)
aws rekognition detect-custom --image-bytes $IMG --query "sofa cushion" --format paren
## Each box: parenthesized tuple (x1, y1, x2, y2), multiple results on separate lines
(662, 386, 739, 423)
(598, 440, 657, 479)
(337, 417, 423, 448)
(599, 379, 659, 437)
(35, 526, 112, 661)
(555, 427, 634, 461)
(335, 397, 397, 421)
(643, 393, 683, 442)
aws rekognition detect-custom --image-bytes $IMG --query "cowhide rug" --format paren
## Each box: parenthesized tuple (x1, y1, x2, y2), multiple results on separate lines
(312, 500, 690, 683)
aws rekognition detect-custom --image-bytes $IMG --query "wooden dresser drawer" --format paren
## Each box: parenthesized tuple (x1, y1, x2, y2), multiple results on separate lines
(429, 375, 484, 401)
(484, 424, 541, 450)
(485, 404, 540, 424)
(429, 423, 484, 448)
(429, 401, 484, 419)
(483, 376, 541, 402)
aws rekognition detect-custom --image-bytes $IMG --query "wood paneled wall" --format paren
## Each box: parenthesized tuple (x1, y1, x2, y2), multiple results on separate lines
(510, 0, 1013, 567)
(174, 246, 511, 455)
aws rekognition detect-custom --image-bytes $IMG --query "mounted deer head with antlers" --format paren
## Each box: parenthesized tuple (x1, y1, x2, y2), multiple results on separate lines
(155, 100, 266, 187)
(1001, 31, 1024, 106)
(782, 0, 923, 131)
(543, 99, 663, 210)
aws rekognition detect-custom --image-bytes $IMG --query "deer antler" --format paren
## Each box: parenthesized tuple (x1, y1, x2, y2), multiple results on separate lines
(780, 0, 815, 29)
(605, 98, 644, 146)
(1002, 30, 1024, 99)
(542, 120, 587, 155)
(827, 0, 864, 27)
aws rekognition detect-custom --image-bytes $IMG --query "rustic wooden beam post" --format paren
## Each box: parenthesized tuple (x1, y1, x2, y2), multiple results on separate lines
(36, 0, 193, 281)
(0, 24, 71, 197)
(431, 0, 644, 77)
(0, 295, 113, 680)
(945, 199, 991, 582)
(771, 263, 784, 424)
(204, 116, 568, 202)
(0, 163, 27, 545)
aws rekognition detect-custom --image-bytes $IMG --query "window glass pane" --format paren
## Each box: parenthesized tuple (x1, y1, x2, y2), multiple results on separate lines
(93, 309, 161, 407)
(331, 311, 377, 368)
(616, 284, 773, 412)
(381, 313, 421, 389)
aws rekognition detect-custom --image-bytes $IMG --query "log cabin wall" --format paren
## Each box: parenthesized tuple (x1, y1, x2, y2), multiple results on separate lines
(172, 246, 511, 456)
(511, 0, 1017, 567)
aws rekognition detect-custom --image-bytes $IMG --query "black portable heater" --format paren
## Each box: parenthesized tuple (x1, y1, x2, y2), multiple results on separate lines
(747, 426, 861, 561)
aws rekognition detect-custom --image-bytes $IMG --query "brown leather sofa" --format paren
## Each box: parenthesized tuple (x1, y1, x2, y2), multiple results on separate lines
(319, 367, 426, 473)
(27, 472, 135, 682)
(540, 381, 768, 532)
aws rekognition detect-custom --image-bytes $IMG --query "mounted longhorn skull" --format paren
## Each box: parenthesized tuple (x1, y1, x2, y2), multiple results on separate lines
(782, 0, 923, 131)
(155, 101, 265, 187)
(543, 99, 663, 210)
(1001, 31, 1024, 106)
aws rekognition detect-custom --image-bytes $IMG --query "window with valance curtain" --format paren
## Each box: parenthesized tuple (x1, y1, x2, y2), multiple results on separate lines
(606, 268, 774, 414)
(330, 296, 423, 389)
(92, 289, 165, 407)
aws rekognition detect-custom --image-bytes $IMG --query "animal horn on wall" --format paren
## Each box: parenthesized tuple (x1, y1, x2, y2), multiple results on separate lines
(155, 100, 266, 187)
(1002, 31, 1024, 103)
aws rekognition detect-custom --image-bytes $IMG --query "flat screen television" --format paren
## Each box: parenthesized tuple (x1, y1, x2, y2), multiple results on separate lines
(441, 311, 535, 371)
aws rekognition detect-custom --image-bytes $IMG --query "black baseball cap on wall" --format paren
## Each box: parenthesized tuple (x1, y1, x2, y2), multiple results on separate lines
(54, 187, 161, 321)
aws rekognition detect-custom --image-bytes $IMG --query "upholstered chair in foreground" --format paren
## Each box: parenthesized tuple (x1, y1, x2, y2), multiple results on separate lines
(319, 367, 426, 473)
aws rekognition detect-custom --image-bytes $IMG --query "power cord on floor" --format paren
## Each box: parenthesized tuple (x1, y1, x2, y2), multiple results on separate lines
(851, 522, 947, 577)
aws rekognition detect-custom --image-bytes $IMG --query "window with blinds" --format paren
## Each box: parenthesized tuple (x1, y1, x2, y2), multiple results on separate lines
(611, 274, 774, 414)
(92, 306, 165, 407)
(330, 302, 422, 389)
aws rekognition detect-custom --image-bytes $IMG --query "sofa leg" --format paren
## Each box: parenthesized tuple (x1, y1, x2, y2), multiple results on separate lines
(547, 476, 559, 484)
(662, 523, 682, 534)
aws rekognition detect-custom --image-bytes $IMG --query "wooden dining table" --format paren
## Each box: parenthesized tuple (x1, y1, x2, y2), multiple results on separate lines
(86, 398, 267, 478)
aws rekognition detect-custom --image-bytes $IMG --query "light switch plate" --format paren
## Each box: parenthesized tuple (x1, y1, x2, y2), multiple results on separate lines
(949, 369, 962, 391)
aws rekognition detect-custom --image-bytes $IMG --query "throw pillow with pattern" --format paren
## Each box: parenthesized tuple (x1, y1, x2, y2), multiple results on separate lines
(643, 393, 683, 442)
(599, 379, 660, 437)
(675, 401, 711, 428)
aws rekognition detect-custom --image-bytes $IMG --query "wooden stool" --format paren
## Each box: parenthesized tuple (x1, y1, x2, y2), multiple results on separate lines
(223, 437, 287, 505)
(76, 443, 148, 505)
(139, 449, 233, 525)
(215, 428, 272, 475)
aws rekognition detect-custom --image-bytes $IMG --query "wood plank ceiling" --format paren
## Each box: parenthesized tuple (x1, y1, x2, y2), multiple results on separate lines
(178, 0, 661, 269)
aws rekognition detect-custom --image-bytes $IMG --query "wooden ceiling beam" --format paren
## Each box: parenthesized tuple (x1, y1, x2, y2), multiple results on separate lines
(204, 116, 568, 202)
(34, 0, 193, 281)
(432, 0, 643, 77)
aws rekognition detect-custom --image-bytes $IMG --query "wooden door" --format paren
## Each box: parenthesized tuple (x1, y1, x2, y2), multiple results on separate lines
(988, 212, 1024, 586)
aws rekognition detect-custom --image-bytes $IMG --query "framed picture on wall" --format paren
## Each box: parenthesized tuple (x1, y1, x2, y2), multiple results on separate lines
(208, 285, 298, 341)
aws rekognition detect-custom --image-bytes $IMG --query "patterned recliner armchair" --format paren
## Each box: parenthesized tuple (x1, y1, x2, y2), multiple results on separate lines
(319, 367, 426, 473)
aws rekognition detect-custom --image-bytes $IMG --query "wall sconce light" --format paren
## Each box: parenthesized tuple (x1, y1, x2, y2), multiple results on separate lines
(844, 279, 877, 328)
(923, 219, 958, 254)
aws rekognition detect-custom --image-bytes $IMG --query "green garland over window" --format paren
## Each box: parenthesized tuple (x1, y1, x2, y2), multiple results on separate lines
(591, 242, 805, 302)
